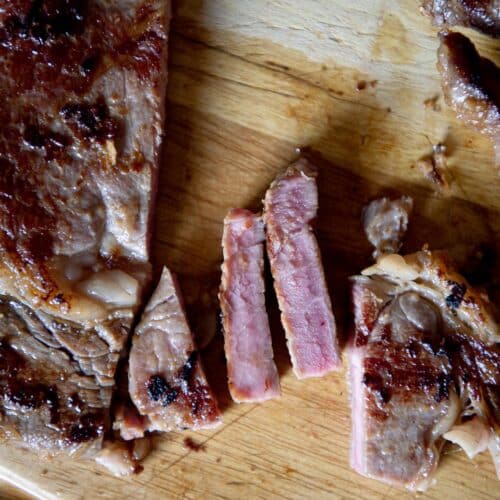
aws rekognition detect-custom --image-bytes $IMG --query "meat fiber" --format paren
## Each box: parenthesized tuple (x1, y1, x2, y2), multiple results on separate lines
(421, 0, 500, 37)
(219, 209, 280, 403)
(350, 250, 500, 489)
(128, 267, 221, 432)
(264, 160, 341, 378)
(437, 30, 500, 165)
(0, 1, 170, 456)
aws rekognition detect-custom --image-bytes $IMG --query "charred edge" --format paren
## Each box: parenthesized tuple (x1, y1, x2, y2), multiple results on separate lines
(435, 373, 453, 402)
(445, 281, 466, 310)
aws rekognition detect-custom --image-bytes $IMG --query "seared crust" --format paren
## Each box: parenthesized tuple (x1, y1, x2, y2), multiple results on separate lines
(422, 0, 500, 37)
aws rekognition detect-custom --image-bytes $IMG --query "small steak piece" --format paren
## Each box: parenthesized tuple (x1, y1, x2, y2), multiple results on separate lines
(421, 0, 500, 37)
(437, 31, 500, 165)
(264, 160, 341, 378)
(128, 267, 221, 433)
(0, 1, 170, 456)
(362, 196, 413, 259)
(350, 249, 500, 489)
(219, 209, 280, 403)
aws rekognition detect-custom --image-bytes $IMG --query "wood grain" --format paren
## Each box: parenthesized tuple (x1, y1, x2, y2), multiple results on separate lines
(1, 0, 499, 498)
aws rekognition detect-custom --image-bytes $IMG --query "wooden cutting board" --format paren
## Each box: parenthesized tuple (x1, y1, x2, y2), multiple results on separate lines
(1, 1, 499, 498)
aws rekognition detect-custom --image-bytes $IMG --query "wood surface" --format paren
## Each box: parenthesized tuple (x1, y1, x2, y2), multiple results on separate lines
(1, 0, 499, 498)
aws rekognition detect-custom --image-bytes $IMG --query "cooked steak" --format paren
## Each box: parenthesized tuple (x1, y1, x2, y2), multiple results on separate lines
(437, 30, 500, 165)
(128, 267, 221, 432)
(219, 209, 280, 403)
(421, 0, 500, 37)
(350, 250, 500, 489)
(0, 0, 170, 456)
(362, 196, 413, 259)
(263, 160, 341, 378)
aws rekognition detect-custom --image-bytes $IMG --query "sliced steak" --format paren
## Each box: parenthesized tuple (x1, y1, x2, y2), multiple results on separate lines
(128, 267, 221, 432)
(0, 0, 170, 456)
(350, 250, 500, 489)
(437, 30, 500, 165)
(219, 209, 280, 403)
(263, 160, 341, 378)
(421, 0, 500, 37)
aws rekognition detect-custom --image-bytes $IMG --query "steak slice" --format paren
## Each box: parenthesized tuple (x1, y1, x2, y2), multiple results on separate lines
(0, 0, 170, 456)
(437, 30, 500, 166)
(219, 209, 280, 403)
(421, 0, 500, 37)
(350, 250, 500, 489)
(128, 267, 221, 432)
(263, 160, 341, 378)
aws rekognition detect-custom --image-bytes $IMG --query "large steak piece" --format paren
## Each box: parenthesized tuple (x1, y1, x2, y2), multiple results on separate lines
(349, 250, 499, 489)
(0, 0, 170, 457)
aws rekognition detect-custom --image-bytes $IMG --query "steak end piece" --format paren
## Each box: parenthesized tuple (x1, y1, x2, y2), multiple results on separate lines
(421, 0, 500, 37)
(0, 0, 171, 457)
(362, 196, 413, 259)
(350, 249, 500, 489)
(219, 209, 281, 403)
(437, 30, 500, 165)
(264, 159, 341, 379)
(128, 267, 221, 432)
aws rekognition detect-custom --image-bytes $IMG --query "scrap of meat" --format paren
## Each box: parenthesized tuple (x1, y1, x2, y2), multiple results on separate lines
(263, 160, 341, 378)
(415, 144, 451, 192)
(0, 1, 170, 456)
(128, 267, 221, 432)
(437, 30, 500, 165)
(362, 196, 413, 259)
(219, 209, 280, 403)
(421, 0, 500, 37)
(350, 249, 499, 489)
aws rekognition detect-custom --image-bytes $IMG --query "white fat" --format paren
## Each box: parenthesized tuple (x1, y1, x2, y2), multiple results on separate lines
(444, 417, 491, 459)
(79, 270, 139, 307)
(362, 254, 420, 281)
(95, 442, 136, 477)
(398, 292, 439, 334)
(488, 434, 500, 480)
(432, 390, 461, 442)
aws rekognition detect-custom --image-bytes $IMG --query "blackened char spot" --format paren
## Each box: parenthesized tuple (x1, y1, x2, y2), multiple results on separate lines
(147, 374, 178, 406)
(7, 382, 47, 409)
(161, 388, 178, 407)
(3, 0, 87, 44)
(146, 375, 168, 402)
(445, 281, 466, 309)
(363, 372, 392, 405)
(180, 351, 198, 383)
(61, 99, 118, 142)
(67, 412, 104, 443)
(80, 53, 99, 75)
